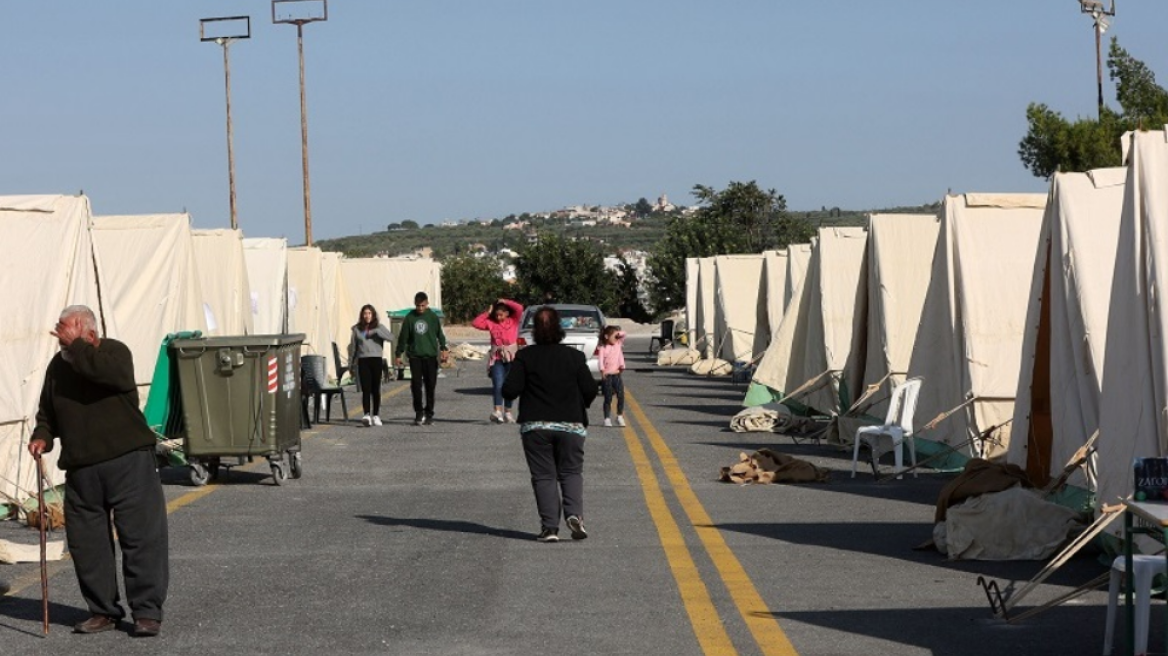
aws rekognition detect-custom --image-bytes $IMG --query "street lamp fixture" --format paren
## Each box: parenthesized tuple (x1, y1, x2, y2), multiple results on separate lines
(200, 16, 251, 231)
(1079, 0, 1116, 117)
(272, 0, 328, 248)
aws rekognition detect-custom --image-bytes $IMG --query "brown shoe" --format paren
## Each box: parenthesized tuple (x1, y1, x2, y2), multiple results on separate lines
(133, 618, 161, 637)
(73, 614, 117, 634)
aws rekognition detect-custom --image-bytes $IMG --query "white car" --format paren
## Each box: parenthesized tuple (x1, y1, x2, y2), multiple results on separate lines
(517, 304, 606, 379)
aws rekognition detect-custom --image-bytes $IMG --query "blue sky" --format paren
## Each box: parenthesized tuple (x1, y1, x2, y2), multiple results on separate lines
(2, 1, 1165, 243)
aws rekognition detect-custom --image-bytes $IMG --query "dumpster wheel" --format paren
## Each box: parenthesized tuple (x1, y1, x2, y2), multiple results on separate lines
(190, 462, 210, 487)
(289, 452, 303, 480)
(271, 461, 287, 485)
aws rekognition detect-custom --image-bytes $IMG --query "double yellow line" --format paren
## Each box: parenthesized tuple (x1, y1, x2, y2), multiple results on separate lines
(622, 392, 799, 656)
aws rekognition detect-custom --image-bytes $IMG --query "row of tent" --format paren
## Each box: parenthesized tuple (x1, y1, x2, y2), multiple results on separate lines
(682, 129, 1168, 524)
(0, 194, 441, 504)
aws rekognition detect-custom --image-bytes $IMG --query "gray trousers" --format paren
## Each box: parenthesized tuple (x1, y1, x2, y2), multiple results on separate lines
(65, 448, 169, 622)
(521, 429, 585, 530)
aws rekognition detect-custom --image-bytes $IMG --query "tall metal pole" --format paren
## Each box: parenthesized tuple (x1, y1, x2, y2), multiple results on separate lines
(297, 23, 313, 247)
(201, 16, 250, 230)
(222, 39, 240, 230)
(1094, 16, 1104, 117)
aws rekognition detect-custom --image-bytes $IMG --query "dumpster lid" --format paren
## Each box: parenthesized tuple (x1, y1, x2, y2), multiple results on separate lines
(387, 307, 444, 319)
(169, 334, 307, 349)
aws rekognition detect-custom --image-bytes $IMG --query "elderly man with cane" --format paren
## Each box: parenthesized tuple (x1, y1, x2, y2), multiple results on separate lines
(27, 305, 169, 637)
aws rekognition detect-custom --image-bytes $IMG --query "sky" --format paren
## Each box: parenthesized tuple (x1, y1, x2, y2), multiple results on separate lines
(2, 1, 1166, 243)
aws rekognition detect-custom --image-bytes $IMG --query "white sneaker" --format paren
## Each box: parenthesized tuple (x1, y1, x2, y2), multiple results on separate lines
(603, 418, 613, 427)
(362, 415, 372, 427)
(371, 416, 383, 427)
(503, 411, 515, 424)
(616, 416, 626, 427)
(490, 410, 504, 424)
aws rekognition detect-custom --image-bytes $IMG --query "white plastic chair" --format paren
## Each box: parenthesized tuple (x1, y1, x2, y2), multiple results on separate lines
(1103, 554, 1167, 656)
(850, 377, 923, 479)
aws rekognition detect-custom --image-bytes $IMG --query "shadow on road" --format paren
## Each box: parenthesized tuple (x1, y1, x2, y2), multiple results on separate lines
(356, 514, 532, 541)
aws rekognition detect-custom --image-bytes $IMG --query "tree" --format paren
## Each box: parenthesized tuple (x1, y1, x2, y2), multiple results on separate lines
(401, 220, 420, 230)
(439, 255, 508, 323)
(614, 254, 652, 323)
(634, 197, 654, 217)
(647, 181, 812, 313)
(1019, 39, 1168, 177)
(513, 234, 617, 313)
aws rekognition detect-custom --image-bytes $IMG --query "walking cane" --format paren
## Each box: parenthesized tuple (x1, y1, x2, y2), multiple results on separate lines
(34, 454, 49, 635)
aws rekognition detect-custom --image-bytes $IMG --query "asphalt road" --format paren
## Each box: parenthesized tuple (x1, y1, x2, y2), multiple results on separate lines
(0, 336, 1127, 655)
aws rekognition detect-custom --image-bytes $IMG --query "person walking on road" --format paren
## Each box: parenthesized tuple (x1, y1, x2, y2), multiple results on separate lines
(597, 325, 627, 427)
(503, 306, 598, 542)
(472, 298, 524, 424)
(28, 305, 169, 638)
(395, 292, 449, 426)
(349, 304, 394, 427)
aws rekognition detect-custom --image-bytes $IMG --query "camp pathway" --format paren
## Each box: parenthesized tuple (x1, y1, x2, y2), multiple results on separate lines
(0, 337, 1122, 655)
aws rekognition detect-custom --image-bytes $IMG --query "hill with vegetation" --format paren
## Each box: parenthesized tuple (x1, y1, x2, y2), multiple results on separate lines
(316, 202, 941, 259)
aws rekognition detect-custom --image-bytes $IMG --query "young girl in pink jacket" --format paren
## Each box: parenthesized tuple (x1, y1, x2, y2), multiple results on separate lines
(597, 325, 627, 427)
(472, 298, 524, 423)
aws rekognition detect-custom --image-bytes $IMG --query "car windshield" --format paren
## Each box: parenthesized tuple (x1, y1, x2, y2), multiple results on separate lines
(522, 307, 603, 332)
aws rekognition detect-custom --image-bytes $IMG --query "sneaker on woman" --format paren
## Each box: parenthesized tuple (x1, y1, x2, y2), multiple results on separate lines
(371, 416, 383, 427)
(362, 414, 372, 427)
(490, 410, 504, 423)
(603, 417, 613, 427)
(503, 410, 515, 424)
(616, 416, 626, 427)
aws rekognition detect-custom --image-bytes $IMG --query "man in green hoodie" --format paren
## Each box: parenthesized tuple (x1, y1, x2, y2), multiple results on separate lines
(395, 291, 449, 425)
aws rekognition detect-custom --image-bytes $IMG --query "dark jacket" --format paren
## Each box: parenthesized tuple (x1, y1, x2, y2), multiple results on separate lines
(31, 338, 157, 470)
(395, 310, 447, 359)
(502, 344, 598, 426)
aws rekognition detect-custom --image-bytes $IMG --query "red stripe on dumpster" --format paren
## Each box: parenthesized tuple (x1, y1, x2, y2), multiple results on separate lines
(267, 357, 278, 393)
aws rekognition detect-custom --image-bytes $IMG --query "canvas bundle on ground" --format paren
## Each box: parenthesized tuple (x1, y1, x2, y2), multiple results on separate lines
(729, 404, 794, 433)
(718, 449, 830, 484)
(657, 347, 700, 366)
(691, 358, 732, 377)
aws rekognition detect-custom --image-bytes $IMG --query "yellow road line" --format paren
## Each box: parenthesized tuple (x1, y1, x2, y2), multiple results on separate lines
(621, 418, 738, 655)
(627, 392, 800, 656)
(3, 383, 410, 601)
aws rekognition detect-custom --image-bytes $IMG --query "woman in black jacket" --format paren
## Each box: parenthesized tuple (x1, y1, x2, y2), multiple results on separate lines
(502, 306, 599, 542)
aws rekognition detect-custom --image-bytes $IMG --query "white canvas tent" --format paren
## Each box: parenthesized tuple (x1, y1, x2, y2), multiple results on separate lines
(760, 249, 790, 356)
(1097, 131, 1168, 513)
(192, 228, 253, 336)
(685, 258, 700, 349)
(748, 228, 867, 414)
(842, 214, 941, 421)
(322, 252, 352, 366)
(243, 238, 289, 334)
(0, 195, 103, 502)
(91, 214, 208, 390)
(288, 247, 335, 356)
(712, 254, 766, 365)
(695, 257, 717, 359)
(786, 243, 812, 310)
(907, 193, 1045, 460)
(1006, 170, 1124, 490)
(338, 257, 442, 334)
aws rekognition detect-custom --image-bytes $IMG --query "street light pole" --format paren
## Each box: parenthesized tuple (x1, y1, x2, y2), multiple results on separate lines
(1079, 0, 1116, 117)
(273, 0, 328, 248)
(200, 17, 251, 231)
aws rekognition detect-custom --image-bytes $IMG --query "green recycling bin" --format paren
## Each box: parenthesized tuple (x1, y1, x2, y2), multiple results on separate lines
(169, 334, 306, 486)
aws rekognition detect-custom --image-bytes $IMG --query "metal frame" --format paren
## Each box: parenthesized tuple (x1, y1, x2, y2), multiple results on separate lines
(199, 15, 251, 42)
(272, 0, 328, 25)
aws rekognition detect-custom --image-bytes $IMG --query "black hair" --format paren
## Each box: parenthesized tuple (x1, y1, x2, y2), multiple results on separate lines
(492, 301, 514, 318)
(414, 291, 429, 305)
(532, 306, 565, 345)
(357, 304, 379, 330)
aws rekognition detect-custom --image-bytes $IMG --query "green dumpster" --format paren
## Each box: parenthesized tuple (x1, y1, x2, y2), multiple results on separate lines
(169, 334, 306, 486)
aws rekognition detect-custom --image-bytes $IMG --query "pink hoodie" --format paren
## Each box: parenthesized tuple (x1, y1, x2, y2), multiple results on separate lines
(472, 299, 524, 364)
(597, 330, 626, 375)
